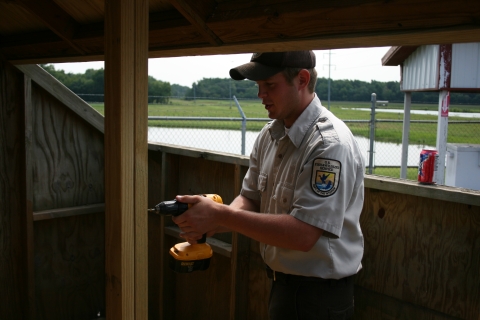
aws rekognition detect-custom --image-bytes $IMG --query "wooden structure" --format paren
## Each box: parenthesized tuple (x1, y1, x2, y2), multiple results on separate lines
(382, 44, 480, 182)
(1, 0, 480, 319)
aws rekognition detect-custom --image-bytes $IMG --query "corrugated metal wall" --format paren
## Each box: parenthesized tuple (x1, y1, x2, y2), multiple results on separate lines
(402, 45, 439, 91)
(451, 43, 480, 89)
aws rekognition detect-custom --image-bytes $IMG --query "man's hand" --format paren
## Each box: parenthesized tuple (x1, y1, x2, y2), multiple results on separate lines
(172, 195, 222, 243)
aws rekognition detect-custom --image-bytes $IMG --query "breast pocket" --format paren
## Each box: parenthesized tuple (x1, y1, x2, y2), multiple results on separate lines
(278, 185, 294, 214)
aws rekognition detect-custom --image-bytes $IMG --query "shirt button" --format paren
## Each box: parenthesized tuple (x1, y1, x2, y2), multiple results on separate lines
(282, 198, 287, 203)
(278, 154, 283, 159)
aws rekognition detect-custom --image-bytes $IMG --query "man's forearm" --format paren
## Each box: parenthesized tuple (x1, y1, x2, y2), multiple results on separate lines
(214, 195, 259, 233)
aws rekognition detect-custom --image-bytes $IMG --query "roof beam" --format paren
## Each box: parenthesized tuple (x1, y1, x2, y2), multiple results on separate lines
(14, 0, 87, 55)
(168, 0, 223, 46)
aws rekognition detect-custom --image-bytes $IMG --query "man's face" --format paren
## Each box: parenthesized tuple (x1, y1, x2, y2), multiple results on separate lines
(255, 72, 302, 128)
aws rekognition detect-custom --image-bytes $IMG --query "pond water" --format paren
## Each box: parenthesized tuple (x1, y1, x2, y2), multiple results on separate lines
(148, 127, 433, 167)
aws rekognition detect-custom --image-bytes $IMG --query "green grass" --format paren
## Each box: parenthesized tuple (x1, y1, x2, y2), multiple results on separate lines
(369, 167, 419, 180)
(90, 99, 480, 145)
(91, 99, 479, 181)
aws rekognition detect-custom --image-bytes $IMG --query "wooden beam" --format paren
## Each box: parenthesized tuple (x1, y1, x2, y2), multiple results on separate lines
(33, 203, 105, 221)
(104, 0, 148, 318)
(3, 0, 480, 64)
(168, 0, 223, 46)
(0, 53, 35, 319)
(364, 175, 480, 207)
(14, 0, 87, 54)
(229, 164, 250, 320)
(15, 64, 105, 133)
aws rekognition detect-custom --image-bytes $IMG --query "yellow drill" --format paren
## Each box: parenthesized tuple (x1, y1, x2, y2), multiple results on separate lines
(149, 194, 223, 273)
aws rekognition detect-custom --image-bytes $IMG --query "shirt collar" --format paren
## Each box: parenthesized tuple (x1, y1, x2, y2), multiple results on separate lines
(269, 94, 323, 148)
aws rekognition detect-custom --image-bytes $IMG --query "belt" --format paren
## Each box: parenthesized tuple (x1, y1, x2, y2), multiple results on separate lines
(266, 266, 329, 283)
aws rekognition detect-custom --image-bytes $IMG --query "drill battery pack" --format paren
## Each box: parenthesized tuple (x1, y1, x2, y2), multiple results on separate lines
(169, 241, 213, 273)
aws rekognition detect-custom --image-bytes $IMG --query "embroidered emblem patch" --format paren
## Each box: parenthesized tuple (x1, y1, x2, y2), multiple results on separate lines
(311, 158, 341, 197)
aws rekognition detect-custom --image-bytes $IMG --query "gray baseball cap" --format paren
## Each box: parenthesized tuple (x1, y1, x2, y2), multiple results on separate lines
(229, 51, 316, 81)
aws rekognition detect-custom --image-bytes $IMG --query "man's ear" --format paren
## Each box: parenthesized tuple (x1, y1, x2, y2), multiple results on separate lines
(297, 69, 310, 90)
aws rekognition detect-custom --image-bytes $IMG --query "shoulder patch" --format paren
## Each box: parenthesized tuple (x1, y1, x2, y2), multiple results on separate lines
(311, 158, 341, 197)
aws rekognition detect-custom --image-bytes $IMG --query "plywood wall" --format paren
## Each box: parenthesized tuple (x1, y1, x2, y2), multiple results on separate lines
(0, 57, 106, 320)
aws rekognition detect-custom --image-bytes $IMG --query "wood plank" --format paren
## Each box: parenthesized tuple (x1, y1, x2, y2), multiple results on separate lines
(247, 246, 270, 320)
(357, 188, 480, 319)
(168, 0, 222, 46)
(148, 142, 250, 167)
(23, 74, 36, 320)
(147, 149, 164, 320)
(228, 164, 250, 319)
(364, 174, 480, 207)
(0, 54, 33, 319)
(29, 84, 105, 211)
(104, 0, 149, 318)
(15, 64, 104, 133)
(159, 152, 179, 320)
(33, 214, 106, 320)
(15, 0, 87, 54)
(354, 285, 459, 320)
(3, 0, 480, 64)
(33, 203, 105, 221)
(134, 0, 149, 318)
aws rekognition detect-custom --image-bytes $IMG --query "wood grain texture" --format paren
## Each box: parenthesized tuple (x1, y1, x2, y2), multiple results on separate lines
(365, 172, 480, 207)
(247, 246, 271, 320)
(34, 214, 105, 320)
(174, 253, 232, 320)
(229, 163, 251, 320)
(15, 64, 105, 134)
(357, 188, 480, 319)
(4, 0, 480, 63)
(133, 0, 149, 318)
(0, 50, 32, 320)
(33, 203, 105, 221)
(31, 83, 104, 211)
(23, 73, 36, 320)
(147, 149, 164, 319)
(104, 0, 149, 318)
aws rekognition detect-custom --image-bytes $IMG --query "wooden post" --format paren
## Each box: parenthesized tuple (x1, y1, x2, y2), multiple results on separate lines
(229, 164, 250, 319)
(104, 0, 148, 318)
(23, 74, 36, 320)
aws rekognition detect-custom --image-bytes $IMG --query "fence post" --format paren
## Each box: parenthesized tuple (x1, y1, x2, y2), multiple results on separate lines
(233, 96, 246, 155)
(368, 93, 376, 174)
(400, 92, 412, 179)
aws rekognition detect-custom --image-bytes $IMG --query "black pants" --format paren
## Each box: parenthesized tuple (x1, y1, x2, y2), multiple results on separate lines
(267, 268, 355, 320)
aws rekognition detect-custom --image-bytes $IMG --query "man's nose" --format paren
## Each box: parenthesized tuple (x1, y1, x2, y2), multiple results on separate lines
(257, 86, 267, 99)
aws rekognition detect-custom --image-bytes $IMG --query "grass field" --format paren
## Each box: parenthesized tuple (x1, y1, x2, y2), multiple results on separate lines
(91, 98, 480, 144)
(90, 98, 480, 180)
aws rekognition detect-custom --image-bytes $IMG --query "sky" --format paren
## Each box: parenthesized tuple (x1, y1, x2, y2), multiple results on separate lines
(53, 47, 400, 87)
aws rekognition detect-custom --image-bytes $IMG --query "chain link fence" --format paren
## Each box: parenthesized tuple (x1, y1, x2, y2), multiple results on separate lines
(145, 96, 480, 186)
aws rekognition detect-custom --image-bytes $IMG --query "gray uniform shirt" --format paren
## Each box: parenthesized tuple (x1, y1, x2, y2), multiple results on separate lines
(240, 95, 364, 279)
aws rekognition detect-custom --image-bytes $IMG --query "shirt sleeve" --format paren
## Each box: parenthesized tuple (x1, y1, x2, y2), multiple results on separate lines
(290, 123, 361, 239)
(240, 126, 266, 202)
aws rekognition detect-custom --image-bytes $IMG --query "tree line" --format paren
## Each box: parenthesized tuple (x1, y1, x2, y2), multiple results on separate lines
(42, 65, 479, 105)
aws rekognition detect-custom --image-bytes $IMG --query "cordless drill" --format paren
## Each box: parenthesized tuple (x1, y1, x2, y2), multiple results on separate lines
(149, 194, 223, 273)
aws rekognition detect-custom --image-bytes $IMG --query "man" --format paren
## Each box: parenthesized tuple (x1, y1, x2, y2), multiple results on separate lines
(173, 51, 365, 319)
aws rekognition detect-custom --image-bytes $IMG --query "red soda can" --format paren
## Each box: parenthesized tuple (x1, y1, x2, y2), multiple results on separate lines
(418, 149, 439, 184)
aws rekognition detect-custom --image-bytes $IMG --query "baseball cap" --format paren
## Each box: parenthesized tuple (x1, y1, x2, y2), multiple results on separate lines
(229, 51, 316, 81)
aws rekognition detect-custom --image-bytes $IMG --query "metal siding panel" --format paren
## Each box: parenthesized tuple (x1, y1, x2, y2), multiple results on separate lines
(402, 45, 439, 91)
(451, 43, 480, 89)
